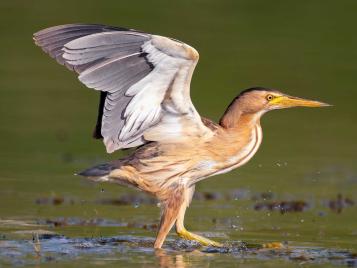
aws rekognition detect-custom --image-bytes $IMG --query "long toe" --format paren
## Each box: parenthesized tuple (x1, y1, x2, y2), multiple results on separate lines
(178, 229, 223, 247)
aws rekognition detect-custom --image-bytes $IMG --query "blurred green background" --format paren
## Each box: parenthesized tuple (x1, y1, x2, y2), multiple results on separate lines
(0, 0, 356, 267)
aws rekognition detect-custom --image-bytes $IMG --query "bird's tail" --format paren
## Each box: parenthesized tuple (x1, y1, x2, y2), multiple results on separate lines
(76, 160, 145, 192)
(76, 163, 117, 181)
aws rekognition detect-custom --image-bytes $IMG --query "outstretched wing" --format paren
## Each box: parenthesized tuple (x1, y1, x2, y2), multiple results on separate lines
(34, 24, 211, 153)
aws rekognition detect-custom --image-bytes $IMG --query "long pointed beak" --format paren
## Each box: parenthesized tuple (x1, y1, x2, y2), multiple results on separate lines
(271, 95, 331, 108)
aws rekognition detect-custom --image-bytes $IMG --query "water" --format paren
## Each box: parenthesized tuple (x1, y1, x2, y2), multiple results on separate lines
(0, 0, 356, 267)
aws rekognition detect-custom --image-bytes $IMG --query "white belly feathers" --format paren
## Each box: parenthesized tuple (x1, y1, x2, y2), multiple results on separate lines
(211, 124, 263, 176)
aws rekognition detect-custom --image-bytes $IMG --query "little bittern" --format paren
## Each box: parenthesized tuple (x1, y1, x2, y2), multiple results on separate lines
(34, 24, 329, 249)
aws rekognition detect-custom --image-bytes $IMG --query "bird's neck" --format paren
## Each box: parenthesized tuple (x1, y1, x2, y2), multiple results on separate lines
(207, 108, 263, 178)
(219, 109, 263, 130)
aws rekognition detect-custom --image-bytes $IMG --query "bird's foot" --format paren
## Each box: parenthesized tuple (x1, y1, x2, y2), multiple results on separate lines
(177, 228, 223, 247)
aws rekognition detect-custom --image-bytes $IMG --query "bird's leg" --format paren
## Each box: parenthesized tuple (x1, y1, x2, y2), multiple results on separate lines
(175, 187, 223, 247)
(154, 187, 185, 249)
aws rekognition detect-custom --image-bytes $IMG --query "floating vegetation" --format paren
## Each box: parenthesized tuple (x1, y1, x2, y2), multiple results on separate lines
(253, 200, 309, 214)
(35, 196, 75, 206)
(96, 194, 157, 206)
(33, 191, 355, 216)
(36, 217, 127, 228)
(328, 194, 354, 213)
(35, 217, 159, 231)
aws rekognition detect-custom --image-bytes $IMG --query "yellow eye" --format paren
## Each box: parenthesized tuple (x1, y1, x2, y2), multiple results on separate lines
(266, 94, 274, 101)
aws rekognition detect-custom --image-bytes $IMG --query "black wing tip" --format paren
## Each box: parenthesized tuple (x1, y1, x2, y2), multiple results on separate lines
(92, 130, 104, 139)
(92, 92, 106, 140)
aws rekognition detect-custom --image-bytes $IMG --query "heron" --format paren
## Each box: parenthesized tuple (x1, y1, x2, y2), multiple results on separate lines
(33, 24, 329, 249)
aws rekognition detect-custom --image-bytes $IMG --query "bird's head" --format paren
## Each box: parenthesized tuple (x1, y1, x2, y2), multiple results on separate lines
(220, 87, 330, 128)
(236, 87, 330, 113)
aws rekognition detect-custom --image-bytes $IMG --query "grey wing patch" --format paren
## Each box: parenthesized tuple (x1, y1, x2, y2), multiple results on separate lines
(33, 24, 131, 73)
(34, 24, 154, 150)
(63, 32, 149, 75)
(78, 52, 154, 151)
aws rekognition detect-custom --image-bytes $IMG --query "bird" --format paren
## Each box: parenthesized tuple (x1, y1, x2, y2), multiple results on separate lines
(33, 24, 329, 249)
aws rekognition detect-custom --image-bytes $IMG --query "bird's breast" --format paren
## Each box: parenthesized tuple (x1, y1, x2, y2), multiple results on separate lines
(224, 124, 263, 170)
(196, 124, 263, 180)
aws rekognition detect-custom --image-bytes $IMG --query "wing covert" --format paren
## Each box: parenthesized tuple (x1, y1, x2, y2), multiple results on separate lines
(34, 24, 211, 153)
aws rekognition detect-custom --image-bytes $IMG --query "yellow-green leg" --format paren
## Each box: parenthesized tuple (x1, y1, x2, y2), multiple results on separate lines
(175, 189, 222, 247)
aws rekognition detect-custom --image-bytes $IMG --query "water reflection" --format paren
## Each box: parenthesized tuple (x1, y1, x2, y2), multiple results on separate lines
(155, 250, 187, 268)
